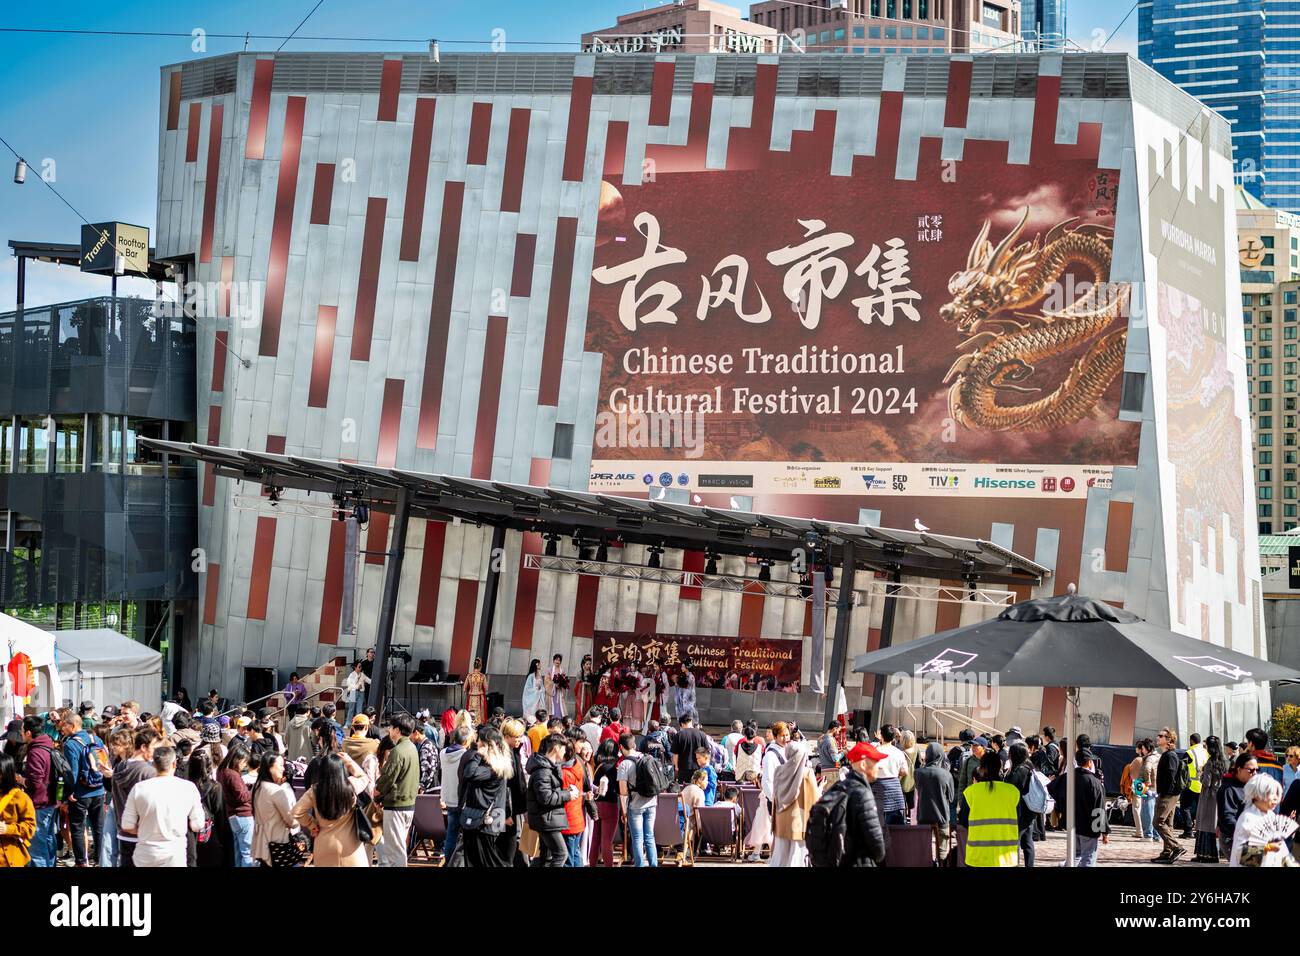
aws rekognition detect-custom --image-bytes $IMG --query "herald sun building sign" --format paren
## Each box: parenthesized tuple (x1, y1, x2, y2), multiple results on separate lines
(590, 26, 685, 53)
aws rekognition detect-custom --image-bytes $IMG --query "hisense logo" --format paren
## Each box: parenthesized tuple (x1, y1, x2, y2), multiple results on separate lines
(49, 887, 151, 937)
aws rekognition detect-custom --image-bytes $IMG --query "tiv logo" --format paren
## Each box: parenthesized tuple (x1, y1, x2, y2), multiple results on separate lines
(50, 887, 152, 936)
(928, 475, 960, 489)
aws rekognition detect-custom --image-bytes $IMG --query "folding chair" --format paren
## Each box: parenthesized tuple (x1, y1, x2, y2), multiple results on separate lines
(885, 824, 935, 867)
(653, 792, 685, 865)
(738, 787, 762, 845)
(409, 791, 446, 862)
(693, 805, 742, 862)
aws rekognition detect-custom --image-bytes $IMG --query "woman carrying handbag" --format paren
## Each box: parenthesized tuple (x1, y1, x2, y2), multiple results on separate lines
(457, 726, 515, 867)
(291, 752, 375, 866)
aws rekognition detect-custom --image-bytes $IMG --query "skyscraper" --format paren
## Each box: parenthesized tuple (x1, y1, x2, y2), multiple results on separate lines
(1139, 0, 1267, 202)
(1021, 0, 1066, 50)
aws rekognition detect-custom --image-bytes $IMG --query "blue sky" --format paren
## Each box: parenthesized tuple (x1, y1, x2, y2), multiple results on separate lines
(0, 0, 1139, 309)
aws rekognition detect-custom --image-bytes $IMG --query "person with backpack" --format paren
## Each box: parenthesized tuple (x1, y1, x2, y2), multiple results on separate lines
(913, 741, 954, 864)
(807, 741, 888, 867)
(1003, 742, 1040, 867)
(19, 714, 64, 867)
(618, 731, 669, 866)
(1153, 727, 1186, 863)
(60, 713, 109, 867)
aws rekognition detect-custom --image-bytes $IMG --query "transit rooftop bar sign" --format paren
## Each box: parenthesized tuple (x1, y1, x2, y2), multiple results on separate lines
(80, 221, 149, 275)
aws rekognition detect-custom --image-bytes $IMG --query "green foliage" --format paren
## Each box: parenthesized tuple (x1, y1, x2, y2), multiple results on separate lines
(1270, 704, 1300, 747)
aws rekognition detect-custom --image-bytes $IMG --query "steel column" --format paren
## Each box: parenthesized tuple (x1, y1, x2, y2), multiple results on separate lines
(474, 524, 506, 671)
(368, 487, 411, 715)
(823, 542, 857, 727)
(869, 568, 903, 728)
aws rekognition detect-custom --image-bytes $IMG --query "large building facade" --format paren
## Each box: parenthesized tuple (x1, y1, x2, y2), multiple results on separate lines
(1237, 186, 1300, 533)
(0, 248, 197, 660)
(582, 0, 778, 54)
(155, 50, 1269, 742)
(749, 0, 1022, 54)
(1138, 1, 1300, 210)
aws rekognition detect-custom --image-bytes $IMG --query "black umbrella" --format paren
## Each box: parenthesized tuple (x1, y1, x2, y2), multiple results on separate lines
(852, 592, 1300, 867)
(852, 593, 1300, 689)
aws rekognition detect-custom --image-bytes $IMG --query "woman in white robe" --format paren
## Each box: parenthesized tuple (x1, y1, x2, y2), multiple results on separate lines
(520, 658, 545, 718)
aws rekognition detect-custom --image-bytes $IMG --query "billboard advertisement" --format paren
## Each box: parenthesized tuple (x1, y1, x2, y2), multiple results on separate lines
(584, 132, 1140, 499)
(594, 630, 802, 691)
(1144, 117, 1249, 630)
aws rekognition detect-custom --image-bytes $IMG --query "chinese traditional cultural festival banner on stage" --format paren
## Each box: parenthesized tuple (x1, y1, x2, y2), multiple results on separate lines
(594, 630, 802, 692)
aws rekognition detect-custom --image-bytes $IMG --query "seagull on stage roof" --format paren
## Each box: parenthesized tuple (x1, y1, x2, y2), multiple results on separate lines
(914, 518, 930, 533)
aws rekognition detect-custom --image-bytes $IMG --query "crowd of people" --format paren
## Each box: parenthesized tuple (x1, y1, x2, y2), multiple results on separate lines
(3, 679, 1298, 869)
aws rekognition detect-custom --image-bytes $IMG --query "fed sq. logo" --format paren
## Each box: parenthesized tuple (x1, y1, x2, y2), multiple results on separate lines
(915, 648, 979, 675)
(1172, 655, 1252, 681)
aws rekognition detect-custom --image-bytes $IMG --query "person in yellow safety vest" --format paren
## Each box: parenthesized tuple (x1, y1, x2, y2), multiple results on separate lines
(1180, 734, 1208, 839)
(959, 750, 1021, 867)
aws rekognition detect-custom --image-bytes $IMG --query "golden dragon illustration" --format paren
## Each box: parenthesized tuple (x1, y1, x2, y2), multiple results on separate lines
(940, 208, 1129, 431)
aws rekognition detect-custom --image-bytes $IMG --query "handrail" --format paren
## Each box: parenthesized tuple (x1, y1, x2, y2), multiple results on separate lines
(217, 690, 280, 719)
(925, 705, 1000, 743)
(263, 686, 341, 724)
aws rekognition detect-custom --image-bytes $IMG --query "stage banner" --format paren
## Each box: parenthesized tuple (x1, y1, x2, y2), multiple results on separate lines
(594, 630, 802, 692)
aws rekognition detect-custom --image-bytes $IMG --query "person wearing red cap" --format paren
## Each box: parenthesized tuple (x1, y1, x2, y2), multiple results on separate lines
(833, 742, 888, 866)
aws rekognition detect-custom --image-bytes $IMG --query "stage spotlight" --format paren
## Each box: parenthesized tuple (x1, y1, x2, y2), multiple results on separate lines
(544, 534, 558, 557)
(353, 501, 370, 526)
(647, 547, 662, 569)
(758, 560, 772, 582)
(823, 562, 834, 586)
(705, 554, 718, 576)
(264, 484, 283, 506)
(596, 542, 609, 563)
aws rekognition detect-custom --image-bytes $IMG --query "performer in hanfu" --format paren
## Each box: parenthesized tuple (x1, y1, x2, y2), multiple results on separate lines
(635, 666, 654, 733)
(464, 657, 488, 726)
(520, 658, 545, 719)
(647, 661, 668, 724)
(594, 665, 619, 710)
(544, 653, 568, 718)
(574, 654, 596, 719)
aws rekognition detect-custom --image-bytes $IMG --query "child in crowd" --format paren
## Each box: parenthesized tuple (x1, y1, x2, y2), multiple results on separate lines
(694, 748, 718, 806)
(679, 768, 709, 835)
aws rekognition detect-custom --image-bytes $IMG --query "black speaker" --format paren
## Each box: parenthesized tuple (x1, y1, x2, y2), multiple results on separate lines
(427, 659, 446, 675)
(487, 691, 505, 713)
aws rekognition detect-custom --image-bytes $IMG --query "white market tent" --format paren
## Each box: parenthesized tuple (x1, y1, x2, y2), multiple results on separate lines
(0, 612, 62, 725)
(54, 629, 162, 714)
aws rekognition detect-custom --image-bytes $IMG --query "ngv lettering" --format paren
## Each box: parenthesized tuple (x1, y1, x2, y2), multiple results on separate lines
(50, 887, 152, 937)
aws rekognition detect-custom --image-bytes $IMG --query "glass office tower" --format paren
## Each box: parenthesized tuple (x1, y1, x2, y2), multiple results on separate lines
(1021, 0, 1066, 50)
(1139, 0, 1267, 202)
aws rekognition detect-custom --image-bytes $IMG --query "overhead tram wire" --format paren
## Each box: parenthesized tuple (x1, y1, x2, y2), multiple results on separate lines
(0, 129, 251, 370)
(276, 0, 329, 52)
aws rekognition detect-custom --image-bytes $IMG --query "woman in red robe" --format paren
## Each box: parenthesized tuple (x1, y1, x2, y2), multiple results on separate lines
(593, 666, 620, 710)
(573, 655, 596, 719)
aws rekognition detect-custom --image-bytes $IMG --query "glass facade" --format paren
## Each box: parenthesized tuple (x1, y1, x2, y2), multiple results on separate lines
(1139, 1, 1268, 204)
(1021, 0, 1065, 49)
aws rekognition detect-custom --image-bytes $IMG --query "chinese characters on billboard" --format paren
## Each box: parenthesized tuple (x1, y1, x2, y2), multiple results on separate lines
(594, 630, 802, 692)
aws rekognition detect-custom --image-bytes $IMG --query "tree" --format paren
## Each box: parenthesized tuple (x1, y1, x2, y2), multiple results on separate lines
(1270, 704, 1300, 748)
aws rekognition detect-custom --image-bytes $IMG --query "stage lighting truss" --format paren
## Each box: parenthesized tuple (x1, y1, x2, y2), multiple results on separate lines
(523, 555, 1016, 607)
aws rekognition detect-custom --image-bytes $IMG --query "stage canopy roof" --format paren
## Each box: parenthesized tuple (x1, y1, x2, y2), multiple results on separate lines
(141, 439, 1050, 587)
